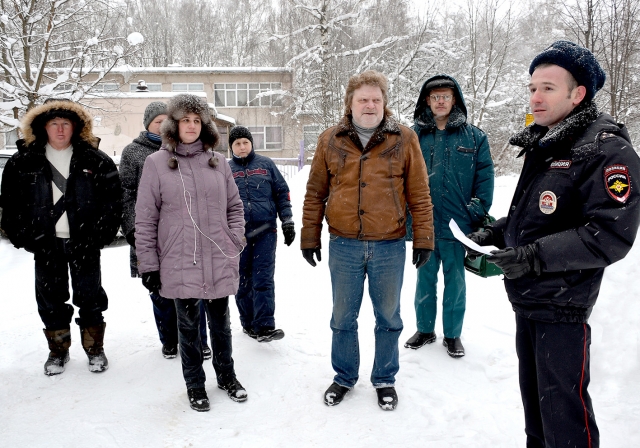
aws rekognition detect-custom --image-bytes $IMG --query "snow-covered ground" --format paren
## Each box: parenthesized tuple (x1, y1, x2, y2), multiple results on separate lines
(0, 170, 638, 447)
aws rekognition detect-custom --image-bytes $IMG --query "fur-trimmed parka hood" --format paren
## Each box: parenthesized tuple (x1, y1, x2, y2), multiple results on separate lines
(160, 94, 219, 152)
(19, 100, 99, 149)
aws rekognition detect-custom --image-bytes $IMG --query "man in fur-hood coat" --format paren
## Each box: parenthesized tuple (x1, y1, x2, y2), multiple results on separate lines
(0, 99, 121, 376)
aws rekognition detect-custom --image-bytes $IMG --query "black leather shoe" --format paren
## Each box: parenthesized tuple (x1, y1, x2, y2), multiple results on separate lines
(256, 328, 285, 343)
(404, 331, 437, 349)
(162, 344, 178, 359)
(376, 386, 398, 410)
(443, 337, 465, 358)
(324, 382, 350, 406)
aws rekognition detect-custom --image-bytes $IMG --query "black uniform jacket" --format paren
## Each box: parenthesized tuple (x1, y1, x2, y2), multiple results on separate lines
(492, 113, 640, 323)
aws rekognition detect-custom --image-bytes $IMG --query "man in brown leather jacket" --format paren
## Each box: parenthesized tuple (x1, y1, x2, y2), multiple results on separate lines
(301, 70, 434, 410)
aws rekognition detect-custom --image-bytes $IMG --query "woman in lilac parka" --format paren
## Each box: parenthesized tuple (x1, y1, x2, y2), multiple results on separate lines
(135, 94, 247, 412)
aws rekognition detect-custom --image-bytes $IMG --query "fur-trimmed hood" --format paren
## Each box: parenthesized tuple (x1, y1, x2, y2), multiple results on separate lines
(160, 94, 219, 152)
(19, 100, 99, 149)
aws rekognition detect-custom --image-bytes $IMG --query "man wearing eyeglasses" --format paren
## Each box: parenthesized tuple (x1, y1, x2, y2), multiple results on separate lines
(404, 75, 494, 358)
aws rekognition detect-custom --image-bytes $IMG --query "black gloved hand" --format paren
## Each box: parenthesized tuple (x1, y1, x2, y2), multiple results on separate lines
(282, 220, 296, 246)
(486, 244, 540, 279)
(141, 271, 162, 294)
(125, 231, 135, 248)
(302, 248, 321, 267)
(412, 248, 432, 269)
(464, 228, 494, 260)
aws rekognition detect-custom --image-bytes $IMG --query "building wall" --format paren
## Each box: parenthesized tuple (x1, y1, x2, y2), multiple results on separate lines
(77, 68, 306, 159)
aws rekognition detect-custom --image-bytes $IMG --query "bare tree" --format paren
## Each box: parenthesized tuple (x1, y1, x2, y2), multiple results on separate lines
(0, 0, 141, 126)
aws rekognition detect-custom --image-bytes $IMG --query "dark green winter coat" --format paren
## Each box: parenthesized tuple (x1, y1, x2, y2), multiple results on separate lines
(410, 74, 494, 240)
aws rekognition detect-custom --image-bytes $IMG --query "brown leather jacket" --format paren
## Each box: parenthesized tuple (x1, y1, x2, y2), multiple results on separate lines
(301, 116, 434, 249)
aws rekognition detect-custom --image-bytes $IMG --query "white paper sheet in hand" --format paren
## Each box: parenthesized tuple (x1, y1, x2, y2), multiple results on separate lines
(448, 219, 499, 255)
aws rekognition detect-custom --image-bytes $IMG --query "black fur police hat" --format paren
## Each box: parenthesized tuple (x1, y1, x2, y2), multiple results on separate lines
(529, 40, 606, 101)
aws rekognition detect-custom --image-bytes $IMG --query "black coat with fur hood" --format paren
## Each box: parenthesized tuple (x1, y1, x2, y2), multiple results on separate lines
(0, 100, 122, 254)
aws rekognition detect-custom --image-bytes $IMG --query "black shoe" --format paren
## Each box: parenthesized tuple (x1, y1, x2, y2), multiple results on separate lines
(202, 345, 212, 360)
(404, 331, 437, 349)
(256, 328, 285, 343)
(376, 386, 398, 411)
(324, 382, 350, 406)
(162, 344, 178, 359)
(218, 378, 248, 402)
(187, 387, 210, 411)
(242, 327, 258, 339)
(443, 337, 465, 358)
(44, 351, 70, 376)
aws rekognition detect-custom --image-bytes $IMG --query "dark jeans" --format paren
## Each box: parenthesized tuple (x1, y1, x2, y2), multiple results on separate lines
(516, 314, 599, 448)
(235, 228, 277, 331)
(35, 238, 108, 330)
(175, 297, 236, 390)
(149, 293, 207, 347)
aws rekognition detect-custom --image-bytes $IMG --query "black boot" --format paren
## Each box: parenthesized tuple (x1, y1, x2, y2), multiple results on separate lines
(187, 387, 210, 412)
(81, 323, 109, 372)
(376, 386, 398, 410)
(218, 378, 248, 402)
(324, 382, 350, 406)
(443, 337, 465, 358)
(404, 331, 436, 349)
(43, 328, 71, 376)
(256, 327, 285, 343)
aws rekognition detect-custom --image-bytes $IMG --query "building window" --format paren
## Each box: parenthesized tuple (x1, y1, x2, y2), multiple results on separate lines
(129, 83, 162, 92)
(172, 83, 204, 92)
(248, 126, 282, 151)
(214, 83, 283, 108)
(303, 125, 322, 149)
(92, 83, 120, 92)
(3, 128, 18, 149)
(53, 83, 73, 92)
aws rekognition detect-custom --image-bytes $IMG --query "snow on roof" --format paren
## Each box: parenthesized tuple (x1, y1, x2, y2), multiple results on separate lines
(108, 66, 292, 75)
(84, 91, 208, 99)
(215, 113, 236, 125)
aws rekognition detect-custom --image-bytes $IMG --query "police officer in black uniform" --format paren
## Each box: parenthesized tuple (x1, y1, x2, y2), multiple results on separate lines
(466, 41, 640, 448)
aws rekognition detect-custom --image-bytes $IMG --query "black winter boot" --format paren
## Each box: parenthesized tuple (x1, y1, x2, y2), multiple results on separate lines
(43, 328, 71, 376)
(443, 337, 465, 358)
(324, 382, 350, 406)
(376, 386, 398, 410)
(81, 323, 109, 372)
(256, 328, 285, 343)
(404, 331, 436, 349)
(218, 378, 248, 402)
(187, 387, 210, 411)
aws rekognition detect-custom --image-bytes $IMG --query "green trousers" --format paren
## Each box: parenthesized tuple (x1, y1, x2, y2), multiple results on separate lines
(414, 239, 466, 338)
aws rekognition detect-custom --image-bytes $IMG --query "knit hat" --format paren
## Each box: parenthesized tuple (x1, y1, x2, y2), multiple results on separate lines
(143, 101, 167, 130)
(229, 126, 254, 149)
(529, 41, 606, 101)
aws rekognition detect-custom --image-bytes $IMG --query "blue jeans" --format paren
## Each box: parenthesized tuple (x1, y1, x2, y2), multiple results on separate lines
(150, 293, 207, 347)
(328, 235, 405, 388)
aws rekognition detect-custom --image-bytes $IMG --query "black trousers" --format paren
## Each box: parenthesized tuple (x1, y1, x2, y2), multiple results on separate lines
(515, 314, 599, 448)
(175, 297, 235, 390)
(34, 238, 108, 330)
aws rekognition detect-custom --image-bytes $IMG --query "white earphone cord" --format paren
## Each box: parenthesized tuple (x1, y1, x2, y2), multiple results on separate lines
(177, 162, 244, 265)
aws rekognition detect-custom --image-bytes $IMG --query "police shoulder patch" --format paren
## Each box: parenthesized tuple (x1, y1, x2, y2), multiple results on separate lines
(604, 164, 631, 203)
(539, 191, 557, 214)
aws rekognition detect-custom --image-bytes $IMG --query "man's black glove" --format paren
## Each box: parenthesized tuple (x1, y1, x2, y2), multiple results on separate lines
(302, 248, 321, 267)
(464, 228, 493, 261)
(282, 220, 296, 246)
(412, 248, 432, 269)
(141, 271, 162, 294)
(126, 231, 135, 248)
(486, 244, 540, 279)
